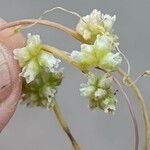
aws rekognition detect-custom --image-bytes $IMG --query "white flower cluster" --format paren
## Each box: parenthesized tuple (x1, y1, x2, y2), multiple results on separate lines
(22, 71, 63, 108)
(71, 35, 122, 71)
(76, 9, 117, 43)
(14, 33, 61, 83)
(13, 33, 63, 109)
(80, 73, 117, 114)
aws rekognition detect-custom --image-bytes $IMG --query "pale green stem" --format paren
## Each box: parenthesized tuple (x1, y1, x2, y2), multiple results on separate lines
(118, 68, 150, 150)
(41, 44, 88, 73)
(53, 101, 80, 150)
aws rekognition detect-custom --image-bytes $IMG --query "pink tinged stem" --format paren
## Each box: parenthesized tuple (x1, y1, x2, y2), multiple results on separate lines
(0, 19, 86, 43)
(113, 77, 139, 150)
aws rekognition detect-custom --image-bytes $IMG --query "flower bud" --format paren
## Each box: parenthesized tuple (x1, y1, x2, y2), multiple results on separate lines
(80, 73, 117, 114)
(76, 9, 117, 43)
(71, 35, 122, 71)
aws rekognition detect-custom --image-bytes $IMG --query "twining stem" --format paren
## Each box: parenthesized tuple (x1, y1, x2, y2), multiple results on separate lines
(113, 77, 139, 150)
(0, 18, 149, 149)
(53, 101, 80, 150)
(42, 44, 88, 73)
(118, 68, 150, 150)
(0, 19, 87, 43)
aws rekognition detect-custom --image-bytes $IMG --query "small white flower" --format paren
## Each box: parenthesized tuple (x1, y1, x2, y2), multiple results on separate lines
(102, 52, 122, 70)
(99, 75, 113, 89)
(14, 33, 62, 83)
(87, 73, 98, 85)
(80, 73, 117, 114)
(80, 85, 95, 97)
(81, 44, 94, 53)
(94, 88, 107, 100)
(101, 96, 117, 114)
(104, 105, 116, 114)
(44, 87, 56, 109)
(102, 14, 116, 31)
(38, 51, 61, 72)
(76, 9, 116, 42)
(13, 48, 30, 66)
(70, 51, 83, 62)
(71, 35, 121, 70)
(20, 59, 40, 83)
(26, 33, 41, 55)
(94, 35, 111, 51)
(44, 86, 56, 99)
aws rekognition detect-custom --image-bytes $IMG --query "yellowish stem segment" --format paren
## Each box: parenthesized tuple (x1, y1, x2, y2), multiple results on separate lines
(53, 101, 80, 150)
(42, 44, 88, 73)
(118, 68, 150, 150)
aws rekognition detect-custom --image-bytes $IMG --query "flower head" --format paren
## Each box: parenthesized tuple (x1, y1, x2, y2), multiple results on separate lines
(13, 33, 64, 109)
(80, 73, 117, 114)
(76, 9, 117, 43)
(21, 71, 63, 109)
(13, 33, 61, 83)
(71, 35, 122, 71)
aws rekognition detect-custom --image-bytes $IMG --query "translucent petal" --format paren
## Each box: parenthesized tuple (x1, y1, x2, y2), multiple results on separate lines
(27, 33, 41, 48)
(38, 51, 61, 72)
(13, 47, 30, 63)
(44, 86, 56, 98)
(94, 35, 111, 51)
(94, 88, 107, 100)
(20, 60, 40, 83)
(80, 85, 95, 97)
(103, 15, 116, 31)
(71, 51, 83, 62)
(102, 52, 122, 69)
(81, 44, 93, 53)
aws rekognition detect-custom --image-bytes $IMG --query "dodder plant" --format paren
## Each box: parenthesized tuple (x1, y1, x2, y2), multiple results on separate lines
(0, 7, 149, 150)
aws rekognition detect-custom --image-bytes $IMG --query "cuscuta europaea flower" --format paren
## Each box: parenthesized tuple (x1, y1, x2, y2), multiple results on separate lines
(13, 34, 63, 109)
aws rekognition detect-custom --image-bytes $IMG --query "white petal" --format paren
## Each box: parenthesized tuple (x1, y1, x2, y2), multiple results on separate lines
(94, 35, 111, 50)
(71, 51, 82, 61)
(83, 30, 91, 40)
(99, 75, 113, 89)
(102, 52, 122, 68)
(94, 88, 106, 99)
(44, 86, 56, 98)
(104, 105, 116, 114)
(103, 15, 116, 31)
(87, 73, 98, 85)
(13, 47, 30, 63)
(81, 44, 93, 53)
(20, 60, 39, 83)
(38, 51, 61, 72)
(80, 85, 95, 97)
(27, 33, 41, 48)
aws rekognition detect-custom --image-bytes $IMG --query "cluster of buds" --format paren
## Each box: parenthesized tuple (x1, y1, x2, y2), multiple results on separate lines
(76, 9, 118, 44)
(71, 34, 122, 71)
(73, 10, 121, 114)
(80, 73, 117, 114)
(13, 34, 63, 109)
(22, 71, 63, 108)
(72, 10, 122, 72)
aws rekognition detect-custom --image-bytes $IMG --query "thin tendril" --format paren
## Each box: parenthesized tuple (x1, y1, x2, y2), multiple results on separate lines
(22, 7, 85, 30)
(125, 70, 150, 86)
(113, 76, 139, 150)
(115, 45, 131, 83)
